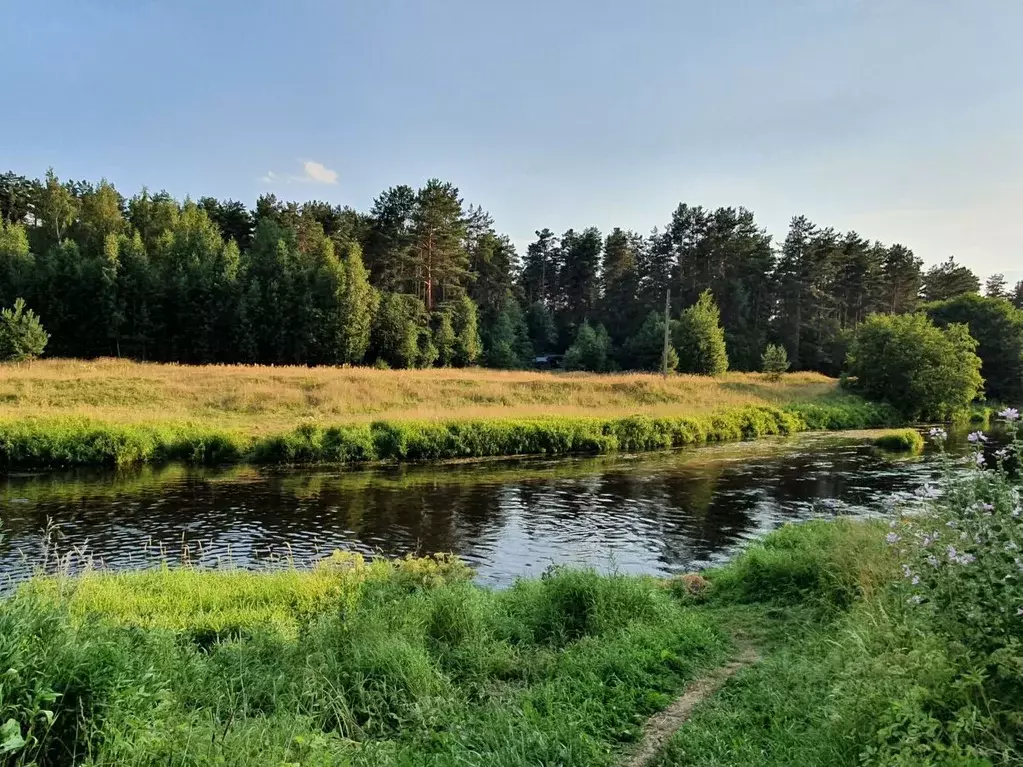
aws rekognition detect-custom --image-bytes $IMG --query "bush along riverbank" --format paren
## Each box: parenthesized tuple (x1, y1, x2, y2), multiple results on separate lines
(0, 398, 900, 468)
(0, 409, 1017, 765)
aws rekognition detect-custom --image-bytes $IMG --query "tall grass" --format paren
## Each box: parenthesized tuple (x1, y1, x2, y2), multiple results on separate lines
(0, 556, 728, 766)
(0, 358, 844, 431)
(0, 400, 901, 468)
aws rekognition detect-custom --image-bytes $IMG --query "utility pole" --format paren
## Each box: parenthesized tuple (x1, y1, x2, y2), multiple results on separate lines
(661, 288, 671, 377)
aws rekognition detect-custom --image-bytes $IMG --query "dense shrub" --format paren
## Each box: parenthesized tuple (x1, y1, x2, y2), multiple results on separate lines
(925, 292, 1023, 403)
(844, 312, 984, 420)
(563, 320, 612, 372)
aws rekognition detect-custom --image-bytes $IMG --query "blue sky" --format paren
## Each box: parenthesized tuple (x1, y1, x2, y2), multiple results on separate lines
(3, 1, 1021, 282)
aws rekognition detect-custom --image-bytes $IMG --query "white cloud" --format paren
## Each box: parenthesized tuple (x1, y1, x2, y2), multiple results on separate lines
(260, 160, 338, 185)
(301, 160, 338, 184)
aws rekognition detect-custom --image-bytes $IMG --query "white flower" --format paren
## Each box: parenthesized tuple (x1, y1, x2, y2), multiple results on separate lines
(911, 575, 920, 585)
(909, 595, 923, 605)
(927, 555, 939, 567)
(886, 532, 901, 545)
(968, 431, 988, 443)
(956, 553, 976, 565)
(928, 427, 948, 441)
(975, 452, 986, 467)
(998, 407, 1020, 422)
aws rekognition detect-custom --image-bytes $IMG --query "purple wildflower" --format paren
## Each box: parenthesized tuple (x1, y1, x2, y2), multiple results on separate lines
(885, 532, 900, 545)
(927, 555, 939, 567)
(998, 407, 1020, 422)
(968, 431, 988, 443)
(975, 452, 986, 467)
(956, 554, 976, 565)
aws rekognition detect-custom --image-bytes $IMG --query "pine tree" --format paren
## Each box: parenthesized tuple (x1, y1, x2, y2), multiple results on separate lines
(600, 228, 643, 345)
(1013, 281, 1023, 311)
(563, 321, 612, 372)
(921, 257, 980, 302)
(520, 228, 560, 307)
(674, 290, 728, 375)
(0, 298, 49, 361)
(412, 179, 469, 309)
(880, 244, 922, 314)
(557, 227, 602, 331)
(623, 311, 678, 372)
(761, 344, 790, 381)
(525, 301, 558, 355)
(985, 273, 1008, 300)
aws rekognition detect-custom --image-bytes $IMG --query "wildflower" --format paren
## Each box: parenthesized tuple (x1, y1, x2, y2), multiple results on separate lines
(946, 520, 957, 528)
(885, 532, 900, 545)
(901, 563, 912, 578)
(998, 407, 1020, 422)
(996, 448, 1009, 460)
(956, 554, 976, 565)
(911, 575, 920, 585)
(909, 595, 923, 605)
(975, 452, 986, 467)
(946, 545, 959, 561)
(928, 427, 948, 441)
(916, 483, 940, 499)
(927, 555, 939, 567)
(968, 431, 988, 443)
(1006, 541, 1020, 552)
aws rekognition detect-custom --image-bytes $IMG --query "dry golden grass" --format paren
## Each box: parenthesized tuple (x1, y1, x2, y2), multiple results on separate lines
(0, 358, 841, 436)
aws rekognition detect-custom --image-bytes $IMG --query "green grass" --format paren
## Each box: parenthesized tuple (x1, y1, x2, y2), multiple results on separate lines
(0, 398, 901, 468)
(872, 427, 925, 452)
(6, 511, 1015, 765)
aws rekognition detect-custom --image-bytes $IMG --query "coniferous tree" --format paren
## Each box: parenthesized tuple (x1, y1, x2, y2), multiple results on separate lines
(623, 311, 678, 372)
(985, 273, 1008, 300)
(674, 290, 728, 375)
(520, 228, 560, 308)
(880, 244, 923, 314)
(1012, 281, 1023, 311)
(0, 298, 49, 361)
(433, 309, 456, 367)
(525, 301, 558, 356)
(922, 257, 980, 302)
(564, 321, 611, 372)
(557, 227, 602, 332)
(600, 228, 643, 345)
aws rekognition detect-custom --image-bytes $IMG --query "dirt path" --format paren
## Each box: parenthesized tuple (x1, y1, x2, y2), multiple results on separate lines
(622, 643, 760, 767)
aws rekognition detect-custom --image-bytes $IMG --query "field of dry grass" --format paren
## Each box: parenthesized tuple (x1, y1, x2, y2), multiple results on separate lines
(0, 358, 841, 435)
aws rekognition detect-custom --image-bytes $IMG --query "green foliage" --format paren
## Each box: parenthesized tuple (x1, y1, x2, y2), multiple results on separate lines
(844, 313, 984, 420)
(674, 290, 728, 375)
(450, 294, 482, 367)
(0, 400, 897, 468)
(871, 428, 925, 452)
(337, 242, 376, 364)
(483, 303, 532, 369)
(563, 320, 612, 372)
(432, 309, 456, 366)
(371, 292, 427, 369)
(0, 298, 49, 361)
(761, 343, 790, 380)
(925, 292, 1023, 403)
(623, 311, 678, 372)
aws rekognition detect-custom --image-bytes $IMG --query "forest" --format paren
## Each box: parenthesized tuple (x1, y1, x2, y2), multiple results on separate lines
(1, 168, 1021, 375)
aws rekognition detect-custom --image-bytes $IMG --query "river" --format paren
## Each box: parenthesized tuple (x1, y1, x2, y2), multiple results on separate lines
(0, 429, 972, 587)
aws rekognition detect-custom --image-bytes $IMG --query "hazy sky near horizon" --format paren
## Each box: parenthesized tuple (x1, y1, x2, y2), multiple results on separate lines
(3, 1, 1021, 281)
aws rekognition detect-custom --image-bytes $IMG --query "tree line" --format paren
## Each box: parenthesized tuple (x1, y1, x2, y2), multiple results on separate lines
(1, 168, 1020, 375)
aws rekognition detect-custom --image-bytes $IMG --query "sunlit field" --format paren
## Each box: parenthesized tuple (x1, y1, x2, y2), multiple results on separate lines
(0, 358, 841, 434)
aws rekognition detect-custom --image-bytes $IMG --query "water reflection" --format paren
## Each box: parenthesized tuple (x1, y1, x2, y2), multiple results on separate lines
(0, 431, 979, 587)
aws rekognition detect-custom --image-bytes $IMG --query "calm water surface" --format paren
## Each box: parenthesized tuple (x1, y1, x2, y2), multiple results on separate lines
(0, 431, 974, 587)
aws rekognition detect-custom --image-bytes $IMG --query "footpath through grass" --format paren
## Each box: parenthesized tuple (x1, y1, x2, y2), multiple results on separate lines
(0, 360, 899, 467)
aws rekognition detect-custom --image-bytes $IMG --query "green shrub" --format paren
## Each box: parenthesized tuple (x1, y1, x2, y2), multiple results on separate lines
(844, 312, 984, 420)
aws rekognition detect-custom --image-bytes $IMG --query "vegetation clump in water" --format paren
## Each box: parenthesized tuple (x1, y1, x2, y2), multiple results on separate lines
(872, 428, 925, 453)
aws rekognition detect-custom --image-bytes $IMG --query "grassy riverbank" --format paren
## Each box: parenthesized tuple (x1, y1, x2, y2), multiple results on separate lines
(0, 360, 899, 467)
(5, 513, 1019, 766)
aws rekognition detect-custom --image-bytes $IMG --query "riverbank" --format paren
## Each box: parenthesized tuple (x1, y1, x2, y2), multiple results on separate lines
(0, 360, 900, 467)
(4, 513, 1019, 766)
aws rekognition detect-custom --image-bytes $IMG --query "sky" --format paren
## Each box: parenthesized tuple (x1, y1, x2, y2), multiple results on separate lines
(3, 0, 1021, 282)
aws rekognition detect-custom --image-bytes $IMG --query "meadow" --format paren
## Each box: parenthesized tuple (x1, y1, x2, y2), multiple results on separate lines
(0, 359, 899, 467)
